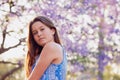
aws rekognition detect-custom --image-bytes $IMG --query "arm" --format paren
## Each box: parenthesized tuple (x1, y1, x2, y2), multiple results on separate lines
(27, 42, 60, 80)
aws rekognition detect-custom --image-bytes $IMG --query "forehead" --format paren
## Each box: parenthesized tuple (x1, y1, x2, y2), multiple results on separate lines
(32, 21, 46, 29)
(32, 21, 45, 27)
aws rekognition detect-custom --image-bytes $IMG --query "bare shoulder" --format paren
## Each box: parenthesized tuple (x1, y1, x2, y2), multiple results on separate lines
(44, 42, 62, 52)
(40, 42, 63, 64)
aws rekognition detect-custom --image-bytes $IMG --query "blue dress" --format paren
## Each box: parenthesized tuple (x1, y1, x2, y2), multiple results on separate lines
(32, 47, 67, 80)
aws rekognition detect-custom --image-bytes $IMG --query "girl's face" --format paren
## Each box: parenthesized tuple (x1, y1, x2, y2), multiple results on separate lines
(32, 21, 55, 46)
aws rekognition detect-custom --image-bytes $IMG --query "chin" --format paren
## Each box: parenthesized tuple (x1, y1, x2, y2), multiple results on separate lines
(38, 43, 46, 47)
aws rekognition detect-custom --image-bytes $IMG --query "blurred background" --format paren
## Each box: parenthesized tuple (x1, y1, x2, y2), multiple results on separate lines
(0, 0, 120, 80)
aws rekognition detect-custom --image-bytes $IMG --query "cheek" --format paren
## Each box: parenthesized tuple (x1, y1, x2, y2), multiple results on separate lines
(47, 31, 54, 37)
(33, 36, 38, 41)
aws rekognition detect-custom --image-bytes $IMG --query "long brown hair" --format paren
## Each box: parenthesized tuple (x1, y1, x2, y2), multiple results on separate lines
(25, 16, 61, 78)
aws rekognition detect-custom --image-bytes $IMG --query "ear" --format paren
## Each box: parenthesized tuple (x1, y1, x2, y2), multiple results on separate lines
(51, 28, 55, 35)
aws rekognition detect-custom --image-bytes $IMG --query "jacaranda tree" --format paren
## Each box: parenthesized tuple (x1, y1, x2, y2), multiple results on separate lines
(0, 0, 120, 80)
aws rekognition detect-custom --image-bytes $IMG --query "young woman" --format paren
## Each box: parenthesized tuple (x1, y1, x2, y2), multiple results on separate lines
(25, 16, 67, 80)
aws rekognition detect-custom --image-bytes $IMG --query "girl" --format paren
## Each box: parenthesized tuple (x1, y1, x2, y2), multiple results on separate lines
(25, 16, 67, 80)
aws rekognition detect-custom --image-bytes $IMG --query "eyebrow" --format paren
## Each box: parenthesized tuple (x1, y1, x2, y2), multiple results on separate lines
(32, 26, 44, 32)
(32, 30, 36, 32)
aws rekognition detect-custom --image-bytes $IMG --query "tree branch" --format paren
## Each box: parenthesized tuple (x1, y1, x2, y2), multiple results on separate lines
(0, 61, 19, 65)
(0, 38, 26, 54)
(1, 25, 7, 51)
(0, 61, 23, 80)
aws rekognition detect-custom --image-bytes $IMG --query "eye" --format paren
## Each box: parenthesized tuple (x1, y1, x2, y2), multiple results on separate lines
(32, 31, 38, 35)
(40, 28, 45, 31)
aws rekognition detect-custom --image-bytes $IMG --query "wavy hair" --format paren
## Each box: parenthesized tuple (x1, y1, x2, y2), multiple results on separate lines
(25, 16, 61, 78)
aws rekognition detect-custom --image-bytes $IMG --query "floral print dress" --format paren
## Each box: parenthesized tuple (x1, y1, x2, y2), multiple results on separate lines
(32, 47, 67, 80)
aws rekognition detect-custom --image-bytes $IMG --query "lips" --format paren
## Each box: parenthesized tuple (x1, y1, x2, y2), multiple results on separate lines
(38, 38, 45, 41)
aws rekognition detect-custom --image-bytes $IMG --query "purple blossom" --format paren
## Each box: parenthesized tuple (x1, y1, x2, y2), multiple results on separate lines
(109, 15, 114, 19)
(98, 51, 111, 73)
(115, 56, 120, 64)
(75, 41, 89, 56)
(42, 9, 55, 16)
(114, 29, 120, 34)
(64, 4, 71, 9)
(71, 62, 85, 73)
(75, 8, 85, 14)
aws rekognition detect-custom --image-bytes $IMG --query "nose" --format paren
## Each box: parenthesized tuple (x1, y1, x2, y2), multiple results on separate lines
(37, 31, 42, 37)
